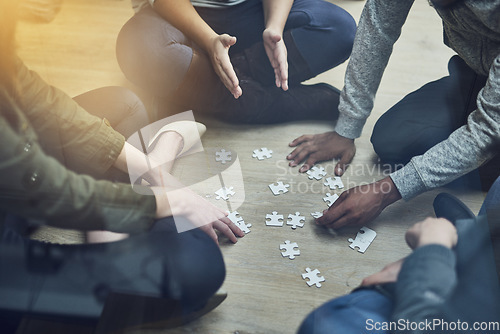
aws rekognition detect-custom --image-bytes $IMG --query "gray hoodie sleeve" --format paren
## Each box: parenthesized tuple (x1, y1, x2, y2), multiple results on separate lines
(336, 0, 415, 139)
(391, 54, 500, 200)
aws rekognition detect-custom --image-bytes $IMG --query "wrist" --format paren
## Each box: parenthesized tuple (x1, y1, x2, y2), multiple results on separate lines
(378, 176, 402, 207)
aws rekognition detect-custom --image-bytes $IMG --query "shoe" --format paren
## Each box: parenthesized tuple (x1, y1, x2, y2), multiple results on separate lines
(148, 120, 206, 156)
(433, 193, 475, 224)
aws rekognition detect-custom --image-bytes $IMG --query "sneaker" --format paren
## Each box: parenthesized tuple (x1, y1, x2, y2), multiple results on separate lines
(433, 193, 475, 224)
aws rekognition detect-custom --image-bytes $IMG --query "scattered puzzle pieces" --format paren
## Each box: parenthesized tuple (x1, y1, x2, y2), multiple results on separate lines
(265, 211, 284, 227)
(301, 268, 325, 288)
(215, 149, 232, 164)
(323, 193, 339, 207)
(324, 176, 344, 190)
(348, 227, 377, 253)
(215, 186, 235, 201)
(280, 240, 300, 259)
(226, 211, 251, 234)
(306, 166, 327, 181)
(269, 181, 290, 196)
(287, 212, 305, 229)
(311, 212, 323, 219)
(252, 147, 273, 160)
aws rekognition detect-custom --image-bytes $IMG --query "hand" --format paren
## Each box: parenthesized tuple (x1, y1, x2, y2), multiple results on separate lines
(207, 34, 242, 99)
(405, 217, 457, 250)
(361, 258, 404, 287)
(316, 177, 402, 229)
(263, 28, 288, 90)
(154, 186, 244, 244)
(287, 131, 355, 176)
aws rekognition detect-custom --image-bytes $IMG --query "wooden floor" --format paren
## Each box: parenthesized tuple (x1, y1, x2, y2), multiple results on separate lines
(16, 0, 487, 333)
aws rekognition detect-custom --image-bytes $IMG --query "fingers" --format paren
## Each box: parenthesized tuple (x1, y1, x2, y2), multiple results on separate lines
(316, 194, 347, 227)
(334, 149, 355, 176)
(212, 219, 239, 244)
(289, 135, 314, 148)
(200, 224, 219, 245)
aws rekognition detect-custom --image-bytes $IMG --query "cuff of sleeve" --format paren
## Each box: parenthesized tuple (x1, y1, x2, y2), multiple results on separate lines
(390, 160, 427, 200)
(89, 119, 126, 174)
(408, 244, 455, 264)
(335, 112, 367, 139)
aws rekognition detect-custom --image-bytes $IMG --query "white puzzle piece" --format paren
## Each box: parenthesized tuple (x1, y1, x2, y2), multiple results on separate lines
(215, 149, 232, 164)
(227, 211, 251, 234)
(252, 147, 273, 160)
(311, 212, 323, 219)
(323, 193, 339, 207)
(287, 212, 305, 229)
(306, 166, 327, 181)
(266, 211, 284, 227)
(324, 176, 344, 190)
(280, 240, 300, 259)
(348, 227, 377, 253)
(215, 186, 235, 201)
(269, 181, 290, 196)
(302, 268, 325, 288)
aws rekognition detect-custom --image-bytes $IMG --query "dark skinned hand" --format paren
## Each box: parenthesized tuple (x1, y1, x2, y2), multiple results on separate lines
(287, 131, 355, 176)
(316, 177, 402, 229)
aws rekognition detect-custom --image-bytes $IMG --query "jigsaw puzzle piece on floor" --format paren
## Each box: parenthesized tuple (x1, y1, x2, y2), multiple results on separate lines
(311, 212, 323, 219)
(287, 212, 305, 229)
(215, 149, 232, 164)
(301, 268, 325, 288)
(306, 166, 327, 181)
(227, 211, 251, 234)
(280, 240, 300, 259)
(252, 147, 273, 160)
(348, 226, 377, 253)
(324, 176, 344, 190)
(215, 186, 235, 201)
(266, 211, 284, 226)
(323, 193, 339, 207)
(269, 181, 290, 196)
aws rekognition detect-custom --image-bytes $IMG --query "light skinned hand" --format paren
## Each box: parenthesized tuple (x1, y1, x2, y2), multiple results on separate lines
(153, 186, 244, 245)
(287, 131, 356, 176)
(263, 28, 288, 90)
(208, 34, 242, 99)
(361, 258, 404, 287)
(405, 217, 457, 250)
(316, 177, 402, 229)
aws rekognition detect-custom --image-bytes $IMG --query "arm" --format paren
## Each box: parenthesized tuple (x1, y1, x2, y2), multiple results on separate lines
(262, 0, 293, 90)
(0, 111, 156, 234)
(287, 0, 415, 173)
(390, 54, 500, 200)
(152, 0, 242, 98)
(392, 218, 458, 333)
(16, 59, 125, 177)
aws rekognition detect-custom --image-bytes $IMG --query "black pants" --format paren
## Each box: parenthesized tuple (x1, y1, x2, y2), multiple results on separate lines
(371, 55, 488, 165)
(0, 215, 225, 329)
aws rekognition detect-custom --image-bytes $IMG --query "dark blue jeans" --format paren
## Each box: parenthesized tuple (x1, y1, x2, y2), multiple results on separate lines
(116, 0, 356, 111)
(298, 176, 500, 334)
(0, 216, 225, 330)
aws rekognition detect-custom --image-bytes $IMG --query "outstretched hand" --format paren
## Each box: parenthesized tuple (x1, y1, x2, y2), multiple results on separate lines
(263, 28, 288, 90)
(316, 177, 402, 229)
(288, 131, 356, 176)
(208, 34, 242, 99)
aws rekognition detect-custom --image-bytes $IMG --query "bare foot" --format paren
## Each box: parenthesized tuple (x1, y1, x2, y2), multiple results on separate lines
(147, 131, 183, 173)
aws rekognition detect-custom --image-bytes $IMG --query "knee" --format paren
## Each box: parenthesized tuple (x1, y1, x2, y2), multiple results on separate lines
(371, 113, 412, 165)
(310, 1, 357, 62)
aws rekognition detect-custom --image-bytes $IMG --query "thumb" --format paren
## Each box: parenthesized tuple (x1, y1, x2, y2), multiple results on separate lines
(335, 150, 354, 176)
(222, 34, 237, 47)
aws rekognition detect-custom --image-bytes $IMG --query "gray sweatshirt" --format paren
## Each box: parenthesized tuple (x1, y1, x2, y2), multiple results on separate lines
(336, 0, 500, 200)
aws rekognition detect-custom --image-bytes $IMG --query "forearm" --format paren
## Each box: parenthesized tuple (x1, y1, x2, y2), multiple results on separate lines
(262, 0, 293, 33)
(392, 245, 457, 333)
(336, 0, 414, 139)
(153, 0, 218, 52)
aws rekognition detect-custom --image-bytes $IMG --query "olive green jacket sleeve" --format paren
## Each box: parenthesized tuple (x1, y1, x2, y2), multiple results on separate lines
(14, 58, 125, 176)
(0, 101, 157, 234)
